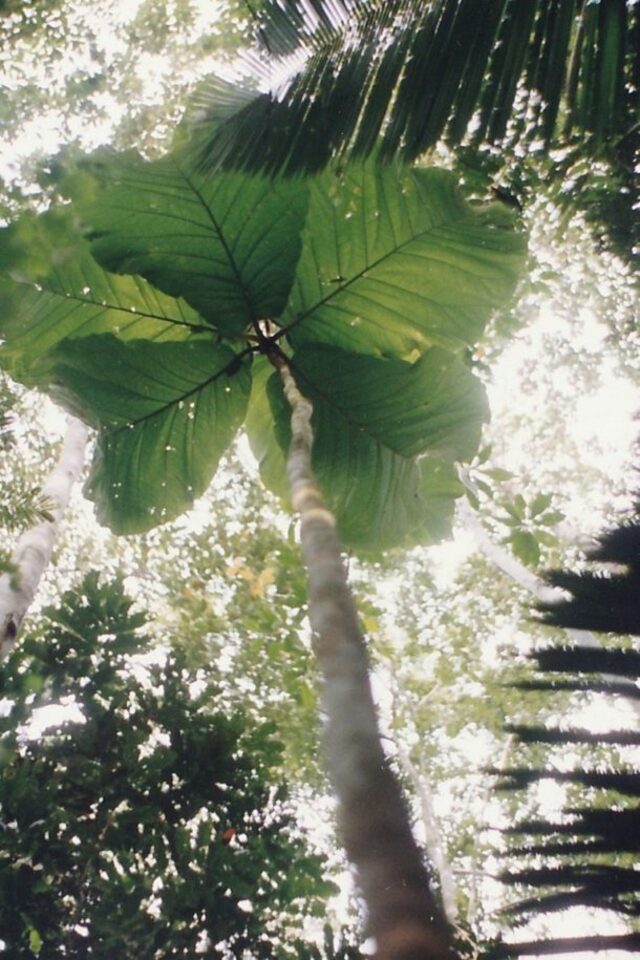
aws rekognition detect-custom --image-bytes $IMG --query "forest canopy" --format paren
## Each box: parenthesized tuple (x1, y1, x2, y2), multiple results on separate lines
(0, 2, 638, 959)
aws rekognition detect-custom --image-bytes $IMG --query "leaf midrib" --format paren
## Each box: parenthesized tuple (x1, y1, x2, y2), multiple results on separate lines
(5, 273, 202, 334)
(171, 161, 258, 327)
(278, 214, 474, 340)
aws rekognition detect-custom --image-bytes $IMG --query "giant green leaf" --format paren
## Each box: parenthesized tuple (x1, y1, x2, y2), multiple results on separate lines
(68, 149, 309, 336)
(47, 335, 251, 533)
(265, 344, 482, 549)
(280, 163, 525, 358)
(0, 208, 202, 383)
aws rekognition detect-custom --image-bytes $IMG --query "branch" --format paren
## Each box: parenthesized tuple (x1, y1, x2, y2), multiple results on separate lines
(277, 358, 454, 960)
(458, 501, 570, 608)
(0, 416, 89, 657)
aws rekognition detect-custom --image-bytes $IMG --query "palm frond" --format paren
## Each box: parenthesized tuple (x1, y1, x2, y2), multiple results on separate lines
(192, 0, 639, 176)
(531, 645, 640, 675)
(505, 805, 640, 857)
(494, 767, 640, 796)
(496, 466, 640, 948)
(512, 676, 640, 698)
(538, 512, 640, 634)
(491, 934, 640, 957)
(504, 723, 640, 746)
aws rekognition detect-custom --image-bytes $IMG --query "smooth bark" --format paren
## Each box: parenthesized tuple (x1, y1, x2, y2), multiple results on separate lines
(277, 358, 453, 960)
(0, 416, 89, 657)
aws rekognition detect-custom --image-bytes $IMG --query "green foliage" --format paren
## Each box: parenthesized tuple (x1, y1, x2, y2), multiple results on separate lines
(50, 335, 252, 533)
(69, 149, 309, 335)
(495, 492, 565, 567)
(0, 485, 54, 532)
(278, 164, 523, 357)
(0, 148, 525, 551)
(0, 207, 200, 384)
(461, 442, 567, 568)
(189, 0, 638, 266)
(193, 1, 639, 177)
(0, 374, 57, 572)
(0, 572, 336, 958)
(264, 344, 482, 549)
(145, 463, 325, 786)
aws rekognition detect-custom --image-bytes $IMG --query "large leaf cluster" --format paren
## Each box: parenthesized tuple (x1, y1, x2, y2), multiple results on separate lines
(0, 573, 335, 958)
(0, 145, 524, 550)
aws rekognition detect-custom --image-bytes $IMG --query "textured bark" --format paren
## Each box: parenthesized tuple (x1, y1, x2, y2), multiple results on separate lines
(0, 416, 89, 657)
(278, 359, 453, 960)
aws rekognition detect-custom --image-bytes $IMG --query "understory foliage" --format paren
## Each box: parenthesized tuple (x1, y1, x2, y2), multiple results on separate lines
(0, 573, 338, 958)
(153, 478, 324, 786)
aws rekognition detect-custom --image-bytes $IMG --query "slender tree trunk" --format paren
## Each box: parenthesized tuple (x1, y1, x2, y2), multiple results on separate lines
(393, 739, 459, 926)
(277, 358, 454, 960)
(0, 416, 88, 657)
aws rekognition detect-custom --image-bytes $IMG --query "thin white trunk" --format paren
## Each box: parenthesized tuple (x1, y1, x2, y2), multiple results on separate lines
(394, 739, 459, 925)
(459, 501, 640, 718)
(465, 734, 515, 931)
(458, 501, 575, 608)
(0, 416, 89, 657)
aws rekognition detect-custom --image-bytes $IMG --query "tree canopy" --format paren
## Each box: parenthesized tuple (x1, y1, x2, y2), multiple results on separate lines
(0, 147, 524, 551)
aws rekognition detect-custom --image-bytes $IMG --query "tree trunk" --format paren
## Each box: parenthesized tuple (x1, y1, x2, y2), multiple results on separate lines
(277, 359, 454, 960)
(393, 739, 458, 927)
(0, 416, 89, 657)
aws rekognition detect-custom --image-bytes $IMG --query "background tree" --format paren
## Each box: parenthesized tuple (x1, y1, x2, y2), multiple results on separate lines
(0, 375, 57, 574)
(0, 416, 87, 655)
(0, 571, 341, 958)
